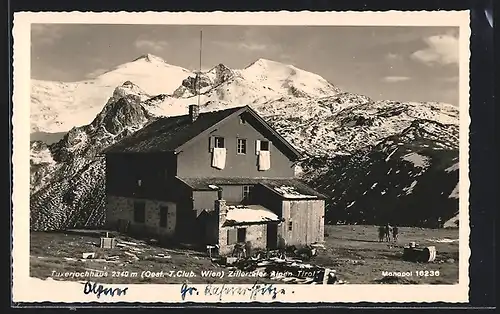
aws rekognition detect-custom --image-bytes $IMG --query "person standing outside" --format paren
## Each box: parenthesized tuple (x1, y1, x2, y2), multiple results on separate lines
(378, 225, 385, 242)
(392, 225, 399, 242)
(384, 223, 392, 242)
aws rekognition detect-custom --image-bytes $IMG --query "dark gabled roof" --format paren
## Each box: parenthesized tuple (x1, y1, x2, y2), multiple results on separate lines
(104, 105, 303, 160)
(104, 106, 245, 154)
(177, 176, 327, 200)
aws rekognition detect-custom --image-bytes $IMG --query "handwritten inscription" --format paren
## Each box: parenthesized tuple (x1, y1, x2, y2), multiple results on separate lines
(180, 282, 288, 301)
(180, 283, 199, 300)
(83, 281, 128, 299)
(207, 283, 287, 301)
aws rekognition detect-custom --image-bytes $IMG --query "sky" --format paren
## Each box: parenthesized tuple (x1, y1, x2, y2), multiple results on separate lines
(31, 24, 460, 105)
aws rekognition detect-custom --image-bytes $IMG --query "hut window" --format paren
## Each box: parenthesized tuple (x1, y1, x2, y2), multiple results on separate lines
(288, 220, 293, 231)
(227, 229, 237, 245)
(237, 228, 247, 243)
(137, 179, 142, 187)
(242, 185, 253, 200)
(237, 138, 247, 154)
(214, 137, 225, 148)
(210, 136, 226, 151)
(159, 206, 168, 228)
(134, 202, 145, 223)
(260, 140, 270, 151)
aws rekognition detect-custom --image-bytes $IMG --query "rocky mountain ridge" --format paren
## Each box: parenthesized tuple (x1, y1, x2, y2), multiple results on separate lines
(300, 119, 459, 227)
(30, 91, 153, 230)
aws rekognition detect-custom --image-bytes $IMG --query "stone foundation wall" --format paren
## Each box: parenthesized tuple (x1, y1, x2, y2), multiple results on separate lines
(106, 196, 176, 240)
(218, 224, 267, 256)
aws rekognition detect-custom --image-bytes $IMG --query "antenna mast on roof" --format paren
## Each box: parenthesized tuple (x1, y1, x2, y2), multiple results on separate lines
(197, 30, 203, 107)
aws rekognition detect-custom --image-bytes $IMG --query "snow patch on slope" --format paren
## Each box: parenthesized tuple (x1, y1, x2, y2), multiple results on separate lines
(401, 152, 431, 169)
(445, 162, 459, 173)
(403, 180, 418, 195)
(449, 183, 459, 199)
(30, 143, 56, 165)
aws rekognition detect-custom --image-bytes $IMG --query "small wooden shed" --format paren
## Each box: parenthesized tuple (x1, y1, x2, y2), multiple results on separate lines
(251, 181, 326, 247)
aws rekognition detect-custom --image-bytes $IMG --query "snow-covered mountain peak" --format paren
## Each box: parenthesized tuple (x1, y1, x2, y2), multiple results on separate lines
(242, 58, 296, 76)
(244, 58, 290, 69)
(205, 63, 236, 86)
(209, 63, 232, 72)
(101, 54, 191, 78)
(31, 57, 194, 133)
(154, 58, 344, 114)
(238, 58, 342, 98)
(242, 58, 324, 79)
(132, 53, 168, 64)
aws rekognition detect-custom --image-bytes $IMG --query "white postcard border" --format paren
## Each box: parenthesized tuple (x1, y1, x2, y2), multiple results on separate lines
(12, 10, 471, 303)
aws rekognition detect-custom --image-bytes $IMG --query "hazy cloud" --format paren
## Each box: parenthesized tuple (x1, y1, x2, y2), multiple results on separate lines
(279, 53, 293, 61)
(134, 39, 169, 52)
(212, 28, 279, 53)
(213, 40, 277, 53)
(237, 42, 267, 51)
(382, 76, 412, 83)
(385, 53, 402, 60)
(31, 24, 64, 46)
(411, 34, 459, 66)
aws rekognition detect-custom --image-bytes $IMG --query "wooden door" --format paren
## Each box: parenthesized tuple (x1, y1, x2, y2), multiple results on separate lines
(266, 224, 278, 249)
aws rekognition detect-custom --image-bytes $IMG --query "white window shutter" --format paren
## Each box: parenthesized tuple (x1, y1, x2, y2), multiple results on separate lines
(209, 136, 214, 152)
(255, 140, 261, 155)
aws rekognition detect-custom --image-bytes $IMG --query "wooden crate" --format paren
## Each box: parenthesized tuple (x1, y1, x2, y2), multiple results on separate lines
(100, 237, 117, 249)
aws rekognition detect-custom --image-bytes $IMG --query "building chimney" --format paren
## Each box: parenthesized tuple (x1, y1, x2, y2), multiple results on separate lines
(215, 198, 227, 226)
(189, 104, 200, 122)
